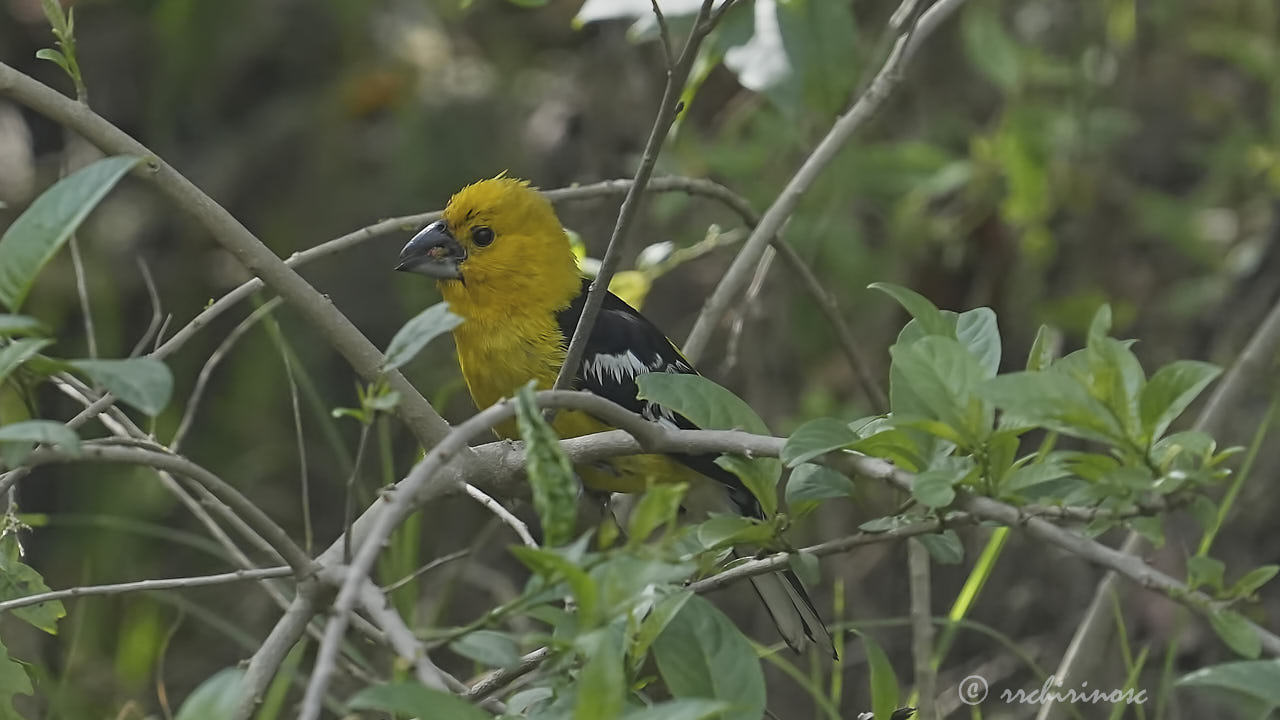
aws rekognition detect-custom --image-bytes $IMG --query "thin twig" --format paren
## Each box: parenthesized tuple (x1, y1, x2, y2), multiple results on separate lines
(170, 298, 282, 451)
(463, 483, 537, 548)
(0, 567, 291, 613)
(130, 257, 165, 358)
(552, 0, 723, 393)
(343, 422, 372, 564)
(381, 549, 469, 595)
(648, 0, 675, 67)
(683, 0, 971, 360)
(269, 313, 313, 555)
(68, 236, 97, 358)
(21, 445, 314, 574)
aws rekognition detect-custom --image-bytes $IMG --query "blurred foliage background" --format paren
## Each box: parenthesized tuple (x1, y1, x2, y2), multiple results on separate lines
(1, 0, 1279, 717)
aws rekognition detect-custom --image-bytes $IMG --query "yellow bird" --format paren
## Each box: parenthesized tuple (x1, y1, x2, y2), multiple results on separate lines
(395, 176, 832, 655)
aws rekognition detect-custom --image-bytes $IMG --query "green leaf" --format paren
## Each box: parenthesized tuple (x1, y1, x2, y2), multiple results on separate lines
(637, 373, 779, 515)
(956, 307, 1001, 377)
(1178, 660, 1280, 706)
(34, 48, 71, 74)
(694, 516, 775, 550)
(349, 681, 493, 719)
(980, 371, 1126, 445)
(1087, 304, 1113, 346)
(515, 382, 577, 546)
(912, 467, 960, 508)
(0, 531, 65, 633)
(785, 464, 855, 504)
(511, 546, 599, 626)
(653, 595, 766, 720)
(869, 282, 953, 337)
(1128, 516, 1164, 547)
(175, 667, 244, 720)
(781, 417, 857, 467)
(889, 336, 990, 443)
(1187, 556, 1225, 592)
(917, 530, 964, 565)
(1026, 324, 1060, 371)
(622, 699, 730, 720)
(450, 630, 521, 668)
(69, 358, 173, 416)
(0, 315, 47, 338)
(0, 338, 51, 388)
(575, 629, 625, 720)
(1230, 565, 1279, 598)
(1139, 361, 1222, 442)
(715, 455, 778, 517)
(961, 2, 1021, 91)
(1001, 461, 1071, 494)
(382, 301, 464, 371)
(627, 483, 687, 545)
(631, 590, 691, 670)
(861, 633, 900, 720)
(0, 636, 32, 720)
(0, 156, 140, 311)
(1209, 609, 1261, 659)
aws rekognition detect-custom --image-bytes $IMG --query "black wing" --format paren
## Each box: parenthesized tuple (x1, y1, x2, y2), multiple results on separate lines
(555, 278, 760, 516)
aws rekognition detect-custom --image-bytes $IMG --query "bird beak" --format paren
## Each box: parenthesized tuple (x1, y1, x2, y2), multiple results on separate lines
(395, 220, 466, 280)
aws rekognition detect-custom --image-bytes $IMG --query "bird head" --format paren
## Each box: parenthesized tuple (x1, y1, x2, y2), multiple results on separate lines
(395, 176, 580, 311)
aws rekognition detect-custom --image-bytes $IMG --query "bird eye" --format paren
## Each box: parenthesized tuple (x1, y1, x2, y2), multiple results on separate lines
(472, 226, 495, 247)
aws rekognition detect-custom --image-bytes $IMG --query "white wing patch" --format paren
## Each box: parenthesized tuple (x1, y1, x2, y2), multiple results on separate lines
(584, 351, 650, 385)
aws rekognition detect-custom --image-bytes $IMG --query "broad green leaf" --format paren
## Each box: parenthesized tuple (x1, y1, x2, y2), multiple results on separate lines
(0, 531, 66, 633)
(0, 316, 47, 338)
(961, 2, 1021, 91)
(637, 374, 779, 515)
(1209, 609, 1261, 659)
(511, 546, 600, 626)
(575, 629, 624, 720)
(653, 595, 766, 720)
(622, 699, 730, 720)
(785, 464, 855, 504)
(69, 358, 173, 416)
(508, 688, 554, 715)
(1087, 337, 1146, 441)
(781, 417, 857, 467)
(1230, 565, 1279, 598)
(0, 156, 140, 310)
(1187, 556, 1225, 592)
(34, 48, 71, 75)
(1026, 324, 1060, 371)
(848, 428, 929, 472)
(694, 515, 775, 550)
(1139, 361, 1222, 442)
(450, 630, 521, 668)
(382, 301, 463, 371)
(175, 667, 244, 720)
(889, 336, 990, 444)
(860, 633, 899, 720)
(917, 530, 964, 565)
(0, 338, 51, 388)
(0, 419, 80, 468)
(627, 483, 687, 545)
(631, 590, 691, 670)
(715, 454, 778, 517)
(869, 282, 953, 337)
(956, 307, 1001, 377)
(1087, 304, 1113, 347)
(515, 382, 577, 546)
(595, 556, 694, 615)
(980, 371, 1126, 445)
(912, 466, 964, 508)
(1178, 660, 1280, 706)
(349, 681, 492, 719)
(1002, 461, 1071, 494)
(0, 636, 32, 720)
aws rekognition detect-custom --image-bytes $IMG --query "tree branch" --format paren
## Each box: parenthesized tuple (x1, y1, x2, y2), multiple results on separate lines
(0, 567, 291, 613)
(682, 0, 971, 360)
(552, 0, 723, 392)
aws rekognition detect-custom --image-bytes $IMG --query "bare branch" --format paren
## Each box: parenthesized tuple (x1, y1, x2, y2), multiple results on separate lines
(22, 445, 315, 575)
(648, 0, 674, 67)
(0, 566, 291, 613)
(909, 539, 938, 720)
(552, 0, 722, 392)
(170, 298, 282, 451)
(683, 0, 971, 360)
(130, 257, 165, 358)
(463, 483, 537, 548)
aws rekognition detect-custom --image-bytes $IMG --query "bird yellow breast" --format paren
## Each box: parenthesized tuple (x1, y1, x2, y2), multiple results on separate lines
(447, 301, 698, 493)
